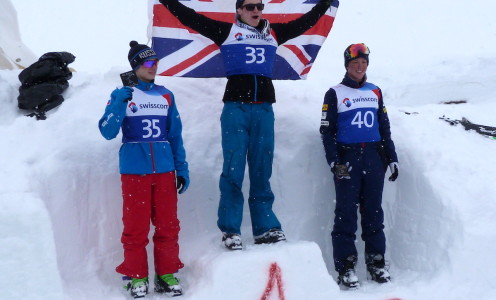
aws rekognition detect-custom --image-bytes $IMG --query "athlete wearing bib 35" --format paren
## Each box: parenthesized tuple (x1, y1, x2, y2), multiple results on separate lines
(99, 41, 188, 298)
(160, 0, 333, 250)
(320, 43, 398, 289)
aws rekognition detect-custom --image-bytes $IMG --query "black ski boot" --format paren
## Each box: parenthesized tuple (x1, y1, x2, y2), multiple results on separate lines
(222, 233, 242, 250)
(337, 255, 360, 289)
(366, 254, 391, 283)
(154, 274, 182, 297)
(254, 228, 286, 244)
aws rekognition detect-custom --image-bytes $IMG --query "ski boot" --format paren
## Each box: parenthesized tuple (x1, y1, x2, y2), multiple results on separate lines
(337, 255, 360, 289)
(154, 274, 182, 297)
(254, 228, 286, 245)
(222, 233, 242, 250)
(124, 277, 149, 298)
(366, 253, 391, 283)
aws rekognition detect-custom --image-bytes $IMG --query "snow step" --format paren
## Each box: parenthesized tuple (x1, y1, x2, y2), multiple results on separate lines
(185, 241, 339, 299)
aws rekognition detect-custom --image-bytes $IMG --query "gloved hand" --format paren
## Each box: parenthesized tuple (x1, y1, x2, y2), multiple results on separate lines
(388, 162, 399, 182)
(331, 162, 352, 179)
(176, 176, 190, 194)
(114, 86, 134, 103)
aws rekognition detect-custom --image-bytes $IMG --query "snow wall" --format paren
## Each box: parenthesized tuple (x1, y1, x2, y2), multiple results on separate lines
(3, 0, 496, 299)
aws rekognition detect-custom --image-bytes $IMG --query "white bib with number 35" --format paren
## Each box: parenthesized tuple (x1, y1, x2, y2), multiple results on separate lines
(121, 87, 172, 143)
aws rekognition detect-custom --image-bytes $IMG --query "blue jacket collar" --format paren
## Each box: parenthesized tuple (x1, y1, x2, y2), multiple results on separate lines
(341, 73, 367, 88)
(136, 79, 155, 91)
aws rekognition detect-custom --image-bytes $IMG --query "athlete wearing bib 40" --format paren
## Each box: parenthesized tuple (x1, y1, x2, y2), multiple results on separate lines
(320, 43, 398, 289)
(160, 0, 332, 250)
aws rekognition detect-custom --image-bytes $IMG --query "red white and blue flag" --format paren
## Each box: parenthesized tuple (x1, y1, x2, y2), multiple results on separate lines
(149, 0, 339, 80)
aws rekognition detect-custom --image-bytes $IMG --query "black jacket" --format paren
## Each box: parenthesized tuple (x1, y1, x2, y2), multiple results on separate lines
(18, 52, 75, 114)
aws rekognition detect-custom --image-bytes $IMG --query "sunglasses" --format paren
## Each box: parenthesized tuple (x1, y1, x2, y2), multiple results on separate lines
(347, 43, 370, 59)
(142, 59, 158, 68)
(241, 3, 265, 11)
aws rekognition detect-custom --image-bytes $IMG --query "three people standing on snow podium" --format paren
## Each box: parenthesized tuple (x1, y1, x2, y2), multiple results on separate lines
(99, 2, 399, 298)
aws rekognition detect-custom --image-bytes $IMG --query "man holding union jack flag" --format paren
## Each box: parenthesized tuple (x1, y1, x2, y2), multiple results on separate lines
(158, 0, 336, 250)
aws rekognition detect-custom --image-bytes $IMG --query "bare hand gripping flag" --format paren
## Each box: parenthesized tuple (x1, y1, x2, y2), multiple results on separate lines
(150, 0, 339, 80)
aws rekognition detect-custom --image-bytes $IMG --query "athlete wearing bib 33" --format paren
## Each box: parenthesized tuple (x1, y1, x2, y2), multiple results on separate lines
(99, 41, 188, 298)
(159, 0, 333, 250)
(320, 43, 399, 289)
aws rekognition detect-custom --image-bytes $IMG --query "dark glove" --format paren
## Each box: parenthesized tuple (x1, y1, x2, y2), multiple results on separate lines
(331, 162, 352, 180)
(176, 176, 190, 194)
(115, 86, 134, 103)
(388, 162, 399, 182)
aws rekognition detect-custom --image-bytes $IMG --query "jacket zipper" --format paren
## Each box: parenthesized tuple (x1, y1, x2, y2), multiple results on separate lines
(253, 74, 258, 102)
(149, 143, 156, 173)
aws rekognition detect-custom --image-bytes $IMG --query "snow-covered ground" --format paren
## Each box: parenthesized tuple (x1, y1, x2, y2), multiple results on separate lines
(1, 0, 496, 299)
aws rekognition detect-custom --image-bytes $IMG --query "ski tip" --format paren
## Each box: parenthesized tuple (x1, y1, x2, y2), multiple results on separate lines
(441, 99, 467, 105)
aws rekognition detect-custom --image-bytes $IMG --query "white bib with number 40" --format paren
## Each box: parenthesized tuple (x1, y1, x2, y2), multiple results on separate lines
(334, 83, 382, 143)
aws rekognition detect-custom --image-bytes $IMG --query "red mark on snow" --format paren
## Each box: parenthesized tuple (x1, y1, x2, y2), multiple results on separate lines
(260, 262, 285, 300)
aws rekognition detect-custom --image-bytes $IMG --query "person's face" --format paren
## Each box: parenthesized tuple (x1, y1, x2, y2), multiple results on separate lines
(135, 59, 158, 82)
(346, 58, 368, 82)
(237, 0, 264, 27)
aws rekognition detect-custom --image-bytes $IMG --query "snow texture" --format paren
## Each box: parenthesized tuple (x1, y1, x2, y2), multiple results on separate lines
(1, 0, 496, 299)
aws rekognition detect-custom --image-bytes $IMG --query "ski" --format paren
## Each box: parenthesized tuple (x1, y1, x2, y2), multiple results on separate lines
(439, 116, 496, 139)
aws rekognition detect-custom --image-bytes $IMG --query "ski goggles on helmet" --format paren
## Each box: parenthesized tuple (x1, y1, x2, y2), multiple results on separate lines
(142, 59, 158, 68)
(241, 3, 265, 11)
(345, 43, 370, 60)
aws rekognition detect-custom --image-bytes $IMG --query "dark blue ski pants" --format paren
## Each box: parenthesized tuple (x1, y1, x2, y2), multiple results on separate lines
(217, 102, 282, 237)
(332, 143, 387, 273)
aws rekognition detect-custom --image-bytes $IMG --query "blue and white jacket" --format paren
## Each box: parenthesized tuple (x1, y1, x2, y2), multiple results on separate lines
(99, 80, 189, 177)
(320, 74, 398, 166)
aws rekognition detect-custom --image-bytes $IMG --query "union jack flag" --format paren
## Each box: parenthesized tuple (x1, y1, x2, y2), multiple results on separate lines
(149, 0, 339, 80)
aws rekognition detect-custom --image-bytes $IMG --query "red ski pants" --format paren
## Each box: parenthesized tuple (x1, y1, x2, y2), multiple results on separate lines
(116, 172, 183, 278)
